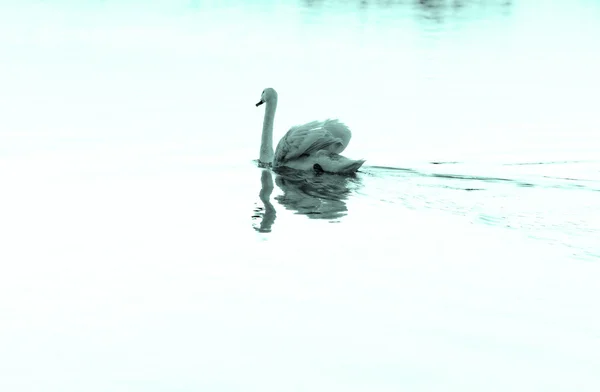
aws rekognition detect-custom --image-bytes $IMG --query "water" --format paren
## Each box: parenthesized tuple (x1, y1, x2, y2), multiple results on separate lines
(1, 1, 599, 391)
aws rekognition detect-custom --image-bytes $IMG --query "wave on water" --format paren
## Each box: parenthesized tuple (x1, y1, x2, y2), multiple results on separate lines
(361, 161, 600, 260)
(365, 160, 600, 192)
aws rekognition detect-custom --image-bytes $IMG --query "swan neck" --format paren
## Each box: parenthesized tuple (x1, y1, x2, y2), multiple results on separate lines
(260, 98, 277, 164)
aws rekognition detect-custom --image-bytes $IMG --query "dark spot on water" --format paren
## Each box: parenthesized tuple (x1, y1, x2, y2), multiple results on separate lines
(544, 175, 587, 182)
(368, 166, 420, 174)
(431, 173, 512, 182)
(505, 160, 590, 166)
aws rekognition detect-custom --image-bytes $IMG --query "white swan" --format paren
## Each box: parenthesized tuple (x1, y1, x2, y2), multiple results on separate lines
(256, 88, 365, 174)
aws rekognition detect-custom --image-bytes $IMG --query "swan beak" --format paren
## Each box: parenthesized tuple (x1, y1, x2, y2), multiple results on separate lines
(256, 100, 264, 107)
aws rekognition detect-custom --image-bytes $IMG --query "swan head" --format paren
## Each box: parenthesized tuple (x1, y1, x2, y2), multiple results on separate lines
(256, 88, 278, 107)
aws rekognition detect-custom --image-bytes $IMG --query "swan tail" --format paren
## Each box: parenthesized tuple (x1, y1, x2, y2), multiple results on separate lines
(316, 151, 366, 174)
(340, 159, 366, 174)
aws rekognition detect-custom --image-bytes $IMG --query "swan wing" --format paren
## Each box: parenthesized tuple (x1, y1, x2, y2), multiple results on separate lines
(320, 119, 352, 151)
(274, 119, 351, 164)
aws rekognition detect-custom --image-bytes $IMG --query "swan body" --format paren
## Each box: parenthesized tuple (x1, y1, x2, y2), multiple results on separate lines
(256, 88, 365, 174)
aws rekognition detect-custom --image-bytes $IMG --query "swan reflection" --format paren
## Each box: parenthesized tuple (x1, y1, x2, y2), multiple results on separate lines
(252, 169, 277, 233)
(275, 168, 361, 220)
(253, 167, 362, 232)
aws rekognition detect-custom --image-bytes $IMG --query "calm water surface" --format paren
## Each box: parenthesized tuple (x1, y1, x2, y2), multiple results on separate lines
(1, 1, 599, 391)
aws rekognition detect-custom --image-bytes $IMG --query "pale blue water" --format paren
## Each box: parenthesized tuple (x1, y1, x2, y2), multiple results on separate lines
(1, 1, 600, 391)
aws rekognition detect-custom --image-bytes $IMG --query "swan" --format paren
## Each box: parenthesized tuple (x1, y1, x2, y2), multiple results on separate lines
(256, 88, 365, 174)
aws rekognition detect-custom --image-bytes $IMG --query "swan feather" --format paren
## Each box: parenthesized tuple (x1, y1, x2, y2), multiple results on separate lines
(274, 119, 352, 166)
